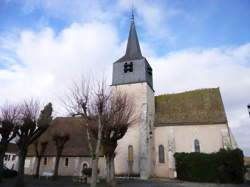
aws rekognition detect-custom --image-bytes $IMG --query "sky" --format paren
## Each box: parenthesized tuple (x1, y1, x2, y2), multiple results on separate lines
(0, 0, 250, 155)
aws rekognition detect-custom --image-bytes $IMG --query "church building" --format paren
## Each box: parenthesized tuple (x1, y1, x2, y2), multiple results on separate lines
(24, 16, 237, 179)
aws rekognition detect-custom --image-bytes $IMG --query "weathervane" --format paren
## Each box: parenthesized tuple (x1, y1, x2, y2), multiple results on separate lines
(131, 0, 135, 23)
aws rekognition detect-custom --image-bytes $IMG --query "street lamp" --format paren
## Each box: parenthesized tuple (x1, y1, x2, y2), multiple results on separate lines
(247, 104, 250, 117)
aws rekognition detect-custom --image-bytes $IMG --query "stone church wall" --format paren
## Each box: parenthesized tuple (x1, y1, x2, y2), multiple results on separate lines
(153, 123, 235, 178)
(112, 82, 154, 177)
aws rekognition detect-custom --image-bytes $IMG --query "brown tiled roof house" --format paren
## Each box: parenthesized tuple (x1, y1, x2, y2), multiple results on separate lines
(27, 117, 92, 157)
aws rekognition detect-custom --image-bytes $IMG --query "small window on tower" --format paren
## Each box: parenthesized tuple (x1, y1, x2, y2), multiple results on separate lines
(124, 62, 133, 73)
(128, 145, 133, 161)
(147, 65, 152, 75)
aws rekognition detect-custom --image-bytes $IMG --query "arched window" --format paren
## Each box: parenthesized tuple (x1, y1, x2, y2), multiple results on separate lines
(159, 145, 165, 163)
(194, 139, 200, 152)
(82, 162, 88, 168)
(128, 145, 133, 161)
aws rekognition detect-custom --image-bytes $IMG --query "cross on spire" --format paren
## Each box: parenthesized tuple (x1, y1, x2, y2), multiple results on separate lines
(131, 4, 134, 23)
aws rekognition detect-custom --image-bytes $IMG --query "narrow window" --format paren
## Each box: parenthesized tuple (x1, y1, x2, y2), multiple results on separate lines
(8, 155, 11, 161)
(12, 155, 16, 161)
(4, 154, 8, 161)
(194, 139, 200, 152)
(128, 145, 133, 161)
(65, 157, 69, 167)
(43, 157, 47, 165)
(159, 145, 165, 163)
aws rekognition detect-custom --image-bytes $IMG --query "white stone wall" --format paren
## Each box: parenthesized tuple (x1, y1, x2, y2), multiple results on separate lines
(112, 82, 154, 178)
(153, 124, 236, 178)
(24, 156, 106, 177)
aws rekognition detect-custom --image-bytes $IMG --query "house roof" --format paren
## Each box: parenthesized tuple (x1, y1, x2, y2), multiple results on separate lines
(155, 88, 227, 126)
(27, 117, 94, 157)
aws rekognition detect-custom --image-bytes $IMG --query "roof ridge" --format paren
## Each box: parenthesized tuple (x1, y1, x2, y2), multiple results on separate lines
(156, 87, 219, 97)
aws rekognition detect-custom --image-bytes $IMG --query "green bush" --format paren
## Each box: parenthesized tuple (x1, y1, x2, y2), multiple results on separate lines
(174, 149, 245, 183)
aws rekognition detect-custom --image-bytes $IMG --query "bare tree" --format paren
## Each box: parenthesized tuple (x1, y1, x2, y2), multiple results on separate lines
(14, 100, 52, 187)
(64, 79, 109, 187)
(92, 92, 135, 185)
(34, 141, 48, 178)
(52, 132, 70, 180)
(0, 103, 20, 183)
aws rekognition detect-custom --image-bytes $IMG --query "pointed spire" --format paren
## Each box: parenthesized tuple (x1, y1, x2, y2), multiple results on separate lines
(116, 10, 143, 62)
(125, 16, 143, 57)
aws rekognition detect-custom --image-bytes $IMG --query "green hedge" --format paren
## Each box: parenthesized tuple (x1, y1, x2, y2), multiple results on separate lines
(174, 149, 245, 183)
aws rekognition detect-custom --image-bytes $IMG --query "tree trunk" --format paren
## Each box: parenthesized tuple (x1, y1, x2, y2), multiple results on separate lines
(106, 156, 111, 183)
(18, 149, 27, 178)
(110, 156, 115, 182)
(0, 142, 8, 183)
(0, 151, 5, 183)
(14, 149, 27, 187)
(91, 157, 99, 187)
(90, 116, 102, 187)
(106, 155, 115, 185)
(53, 154, 61, 180)
(35, 157, 41, 178)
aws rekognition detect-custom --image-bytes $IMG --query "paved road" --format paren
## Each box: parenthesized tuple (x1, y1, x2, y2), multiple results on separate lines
(1, 177, 249, 187)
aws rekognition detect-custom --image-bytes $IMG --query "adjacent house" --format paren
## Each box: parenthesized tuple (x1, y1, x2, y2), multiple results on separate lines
(4, 143, 18, 170)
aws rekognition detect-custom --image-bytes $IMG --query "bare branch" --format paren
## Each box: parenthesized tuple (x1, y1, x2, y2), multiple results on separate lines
(14, 100, 53, 180)
(0, 102, 20, 145)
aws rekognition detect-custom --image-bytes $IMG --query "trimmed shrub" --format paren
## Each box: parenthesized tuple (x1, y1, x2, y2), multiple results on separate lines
(174, 149, 245, 183)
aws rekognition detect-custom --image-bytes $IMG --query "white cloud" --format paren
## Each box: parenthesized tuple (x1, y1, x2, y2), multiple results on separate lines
(0, 22, 120, 111)
(0, 19, 250, 155)
(10, 0, 182, 42)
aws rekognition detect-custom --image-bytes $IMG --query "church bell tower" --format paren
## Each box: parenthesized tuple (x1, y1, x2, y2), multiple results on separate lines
(112, 15, 153, 89)
(112, 14, 155, 179)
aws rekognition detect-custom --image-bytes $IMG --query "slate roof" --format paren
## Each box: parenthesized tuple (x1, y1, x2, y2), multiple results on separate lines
(27, 117, 94, 157)
(115, 18, 144, 62)
(155, 88, 228, 126)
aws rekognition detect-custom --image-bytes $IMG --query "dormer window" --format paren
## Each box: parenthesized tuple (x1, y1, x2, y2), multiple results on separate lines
(124, 62, 133, 73)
